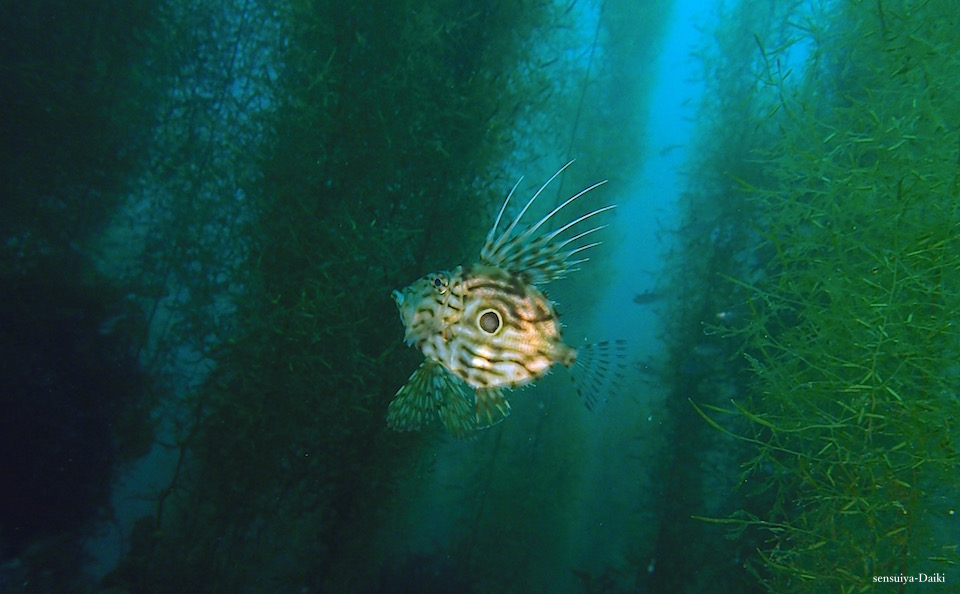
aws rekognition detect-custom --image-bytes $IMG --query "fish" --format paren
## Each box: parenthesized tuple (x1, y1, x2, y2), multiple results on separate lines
(632, 290, 663, 305)
(658, 143, 683, 157)
(387, 161, 626, 437)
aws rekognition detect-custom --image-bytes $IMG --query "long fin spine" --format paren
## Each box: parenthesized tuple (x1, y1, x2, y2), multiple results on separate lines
(551, 224, 609, 251)
(565, 240, 603, 258)
(485, 176, 524, 247)
(480, 162, 613, 284)
(542, 204, 616, 241)
(487, 160, 575, 254)
(513, 178, 607, 244)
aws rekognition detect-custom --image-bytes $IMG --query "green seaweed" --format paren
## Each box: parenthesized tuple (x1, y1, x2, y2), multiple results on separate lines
(672, 1, 960, 592)
(102, 2, 609, 593)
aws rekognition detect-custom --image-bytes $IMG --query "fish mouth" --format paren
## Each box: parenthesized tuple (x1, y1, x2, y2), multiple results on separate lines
(391, 289, 404, 306)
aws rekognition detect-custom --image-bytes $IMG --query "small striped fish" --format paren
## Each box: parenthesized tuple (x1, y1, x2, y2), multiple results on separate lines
(388, 161, 625, 437)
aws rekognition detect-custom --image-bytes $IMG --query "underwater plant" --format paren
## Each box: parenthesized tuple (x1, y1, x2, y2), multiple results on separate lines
(676, 1, 960, 592)
(103, 2, 623, 592)
(0, 1, 160, 590)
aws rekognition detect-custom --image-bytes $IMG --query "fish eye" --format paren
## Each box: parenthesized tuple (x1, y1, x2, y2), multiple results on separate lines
(431, 274, 448, 294)
(478, 309, 502, 334)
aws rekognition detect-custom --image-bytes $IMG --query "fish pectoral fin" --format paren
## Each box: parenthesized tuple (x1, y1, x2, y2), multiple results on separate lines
(475, 387, 511, 428)
(569, 339, 628, 411)
(387, 361, 440, 432)
(436, 383, 477, 439)
(387, 360, 476, 438)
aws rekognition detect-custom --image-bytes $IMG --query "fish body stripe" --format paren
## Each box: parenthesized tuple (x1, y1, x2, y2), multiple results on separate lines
(416, 264, 576, 389)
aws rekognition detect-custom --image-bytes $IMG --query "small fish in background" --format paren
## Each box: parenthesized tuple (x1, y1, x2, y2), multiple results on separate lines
(388, 161, 627, 437)
(657, 143, 683, 157)
(632, 290, 662, 305)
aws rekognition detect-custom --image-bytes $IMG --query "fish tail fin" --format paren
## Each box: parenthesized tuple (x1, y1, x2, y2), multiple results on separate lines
(387, 360, 476, 438)
(475, 387, 511, 427)
(569, 339, 628, 411)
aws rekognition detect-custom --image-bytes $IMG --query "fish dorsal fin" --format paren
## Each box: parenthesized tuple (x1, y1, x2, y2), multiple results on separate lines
(480, 161, 614, 285)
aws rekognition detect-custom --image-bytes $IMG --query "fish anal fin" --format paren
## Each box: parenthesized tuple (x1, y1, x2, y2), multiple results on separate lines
(475, 387, 511, 428)
(569, 339, 628, 411)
